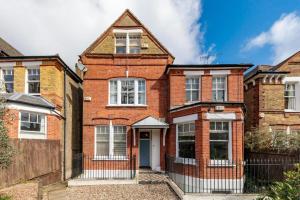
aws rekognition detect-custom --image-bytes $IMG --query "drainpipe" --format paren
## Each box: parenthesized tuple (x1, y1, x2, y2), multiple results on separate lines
(63, 70, 67, 181)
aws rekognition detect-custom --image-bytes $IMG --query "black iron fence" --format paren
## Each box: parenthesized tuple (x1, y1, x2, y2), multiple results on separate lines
(72, 154, 136, 180)
(165, 155, 300, 194)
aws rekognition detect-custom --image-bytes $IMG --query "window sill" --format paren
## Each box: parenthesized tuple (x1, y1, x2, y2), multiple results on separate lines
(184, 101, 200, 105)
(106, 104, 148, 108)
(208, 160, 236, 167)
(174, 157, 196, 165)
(93, 156, 128, 161)
(284, 109, 299, 113)
(27, 93, 41, 96)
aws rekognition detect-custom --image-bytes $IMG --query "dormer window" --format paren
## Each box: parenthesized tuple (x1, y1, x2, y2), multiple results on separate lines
(114, 29, 142, 54)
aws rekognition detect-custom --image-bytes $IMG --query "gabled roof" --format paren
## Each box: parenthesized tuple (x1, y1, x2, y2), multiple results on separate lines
(132, 116, 169, 128)
(0, 37, 23, 57)
(271, 50, 300, 71)
(81, 9, 174, 59)
(2, 93, 55, 109)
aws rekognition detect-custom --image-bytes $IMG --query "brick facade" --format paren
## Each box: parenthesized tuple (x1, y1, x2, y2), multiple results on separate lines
(80, 9, 249, 183)
(244, 52, 300, 134)
(0, 56, 83, 180)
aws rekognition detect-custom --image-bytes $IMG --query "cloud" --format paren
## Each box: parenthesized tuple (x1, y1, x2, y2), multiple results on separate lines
(0, 0, 214, 67)
(244, 12, 300, 64)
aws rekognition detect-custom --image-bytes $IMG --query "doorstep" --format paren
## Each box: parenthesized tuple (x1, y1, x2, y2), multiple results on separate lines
(68, 178, 138, 186)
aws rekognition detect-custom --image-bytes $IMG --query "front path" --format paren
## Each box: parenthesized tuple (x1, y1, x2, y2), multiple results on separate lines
(42, 170, 179, 200)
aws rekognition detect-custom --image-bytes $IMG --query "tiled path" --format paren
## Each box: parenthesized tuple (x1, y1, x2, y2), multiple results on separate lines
(138, 169, 168, 184)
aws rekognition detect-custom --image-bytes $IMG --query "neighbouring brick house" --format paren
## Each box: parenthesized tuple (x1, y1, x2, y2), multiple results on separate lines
(79, 9, 251, 192)
(0, 50, 83, 179)
(244, 51, 300, 147)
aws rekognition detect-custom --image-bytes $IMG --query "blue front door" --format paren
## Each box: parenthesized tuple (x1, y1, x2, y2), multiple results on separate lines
(140, 132, 150, 167)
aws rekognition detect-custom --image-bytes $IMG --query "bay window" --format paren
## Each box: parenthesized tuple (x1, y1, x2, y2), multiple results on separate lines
(2, 68, 14, 93)
(177, 122, 195, 159)
(95, 124, 127, 157)
(210, 121, 232, 160)
(19, 112, 46, 139)
(284, 83, 296, 110)
(109, 78, 146, 105)
(185, 76, 199, 102)
(212, 76, 226, 102)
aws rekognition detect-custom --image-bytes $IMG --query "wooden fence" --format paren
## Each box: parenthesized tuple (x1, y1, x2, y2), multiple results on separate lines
(0, 139, 61, 189)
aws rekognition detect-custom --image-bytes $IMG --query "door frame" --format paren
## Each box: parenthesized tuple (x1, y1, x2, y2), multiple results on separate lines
(139, 130, 151, 168)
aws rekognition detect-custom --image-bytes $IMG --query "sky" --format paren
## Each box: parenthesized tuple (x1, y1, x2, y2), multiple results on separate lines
(0, 0, 300, 68)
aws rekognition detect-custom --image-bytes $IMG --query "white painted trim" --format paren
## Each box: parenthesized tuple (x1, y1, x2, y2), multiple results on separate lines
(94, 123, 127, 158)
(79, 169, 134, 180)
(210, 70, 230, 75)
(18, 111, 47, 140)
(282, 76, 300, 83)
(167, 173, 244, 193)
(25, 66, 40, 94)
(209, 121, 233, 161)
(113, 29, 143, 33)
(206, 112, 236, 120)
(6, 102, 58, 115)
(109, 120, 113, 156)
(183, 71, 204, 76)
(68, 179, 137, 186)
(0, 62, 16, 67)
(108, 78, 146, 106)
(22, 61, 42, 66)
(173, 114, 198, 123)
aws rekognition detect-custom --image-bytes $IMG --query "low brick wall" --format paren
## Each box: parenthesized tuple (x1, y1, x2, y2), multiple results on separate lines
(0, 139, 61, 189)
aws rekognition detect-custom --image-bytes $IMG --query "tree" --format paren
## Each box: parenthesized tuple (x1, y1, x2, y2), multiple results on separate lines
(245, 127, 300, 153)
(0, 96, 14, 168)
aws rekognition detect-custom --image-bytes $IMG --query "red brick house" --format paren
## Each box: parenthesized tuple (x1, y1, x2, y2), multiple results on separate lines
(79, 10, 251, 192)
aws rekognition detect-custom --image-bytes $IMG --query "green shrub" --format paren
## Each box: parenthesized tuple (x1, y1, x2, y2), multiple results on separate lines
(258, 164, 300, 200)
(0, 195, 11, 200)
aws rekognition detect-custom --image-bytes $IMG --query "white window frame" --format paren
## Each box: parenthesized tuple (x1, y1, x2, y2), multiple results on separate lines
(185, 76, 200, 103)
(108, 78, 146, 106)
(212, 75, 227, 102)
(209, 121, 232, 165)
(25, 66, 40, 95)
(284, 82, 296, 111)
(18, 111, 47, 140)
(0, 67, 14, 93)
(175, 121, 196, 165)
(114, 30, 142, 54)
(94, 121, 127, 160)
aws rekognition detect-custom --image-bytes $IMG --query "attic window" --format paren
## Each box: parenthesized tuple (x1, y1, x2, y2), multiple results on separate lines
(114, 31, 141, 54)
